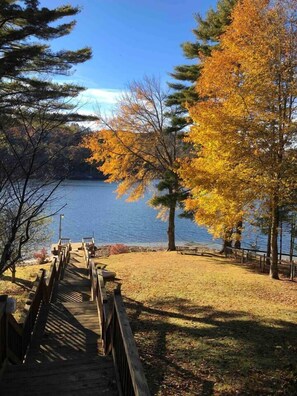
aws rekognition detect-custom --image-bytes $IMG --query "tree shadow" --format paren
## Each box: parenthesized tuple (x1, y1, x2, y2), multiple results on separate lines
(123, 296, 297, 395)
(210, 255, 294, 281)
(1, 275, 32, 290)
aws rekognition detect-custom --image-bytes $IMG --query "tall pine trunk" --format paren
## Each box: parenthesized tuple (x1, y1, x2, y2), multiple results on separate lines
(167, 203, 176, 251)
(270, 201, 279, 279)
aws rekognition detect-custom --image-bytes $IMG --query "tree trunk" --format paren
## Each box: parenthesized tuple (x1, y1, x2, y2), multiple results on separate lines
(234, 220, 243, 249)
(167, 203, 176, 251)
(266, 223, 271, 265)
(289, 216, 295, 262)
(220, 228, 233, 255)
(11, 264, 16, 283)
(279, 217, 283, 261)
(270, 203, 279, 279)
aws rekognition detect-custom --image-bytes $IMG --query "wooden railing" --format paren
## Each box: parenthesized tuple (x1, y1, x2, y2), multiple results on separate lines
(83, 243, 150, 396)
(225, 246, 297, 280)
(0, 244, 71, 373)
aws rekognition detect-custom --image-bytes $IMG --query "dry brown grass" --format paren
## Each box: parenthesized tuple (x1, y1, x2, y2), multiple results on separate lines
(98, 251, 297, 396)
(0, 263, 51, 322)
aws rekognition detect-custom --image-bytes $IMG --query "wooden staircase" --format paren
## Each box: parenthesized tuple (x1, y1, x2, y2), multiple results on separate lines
(1, 355, 117, 395)
(1, 246, 118, 395)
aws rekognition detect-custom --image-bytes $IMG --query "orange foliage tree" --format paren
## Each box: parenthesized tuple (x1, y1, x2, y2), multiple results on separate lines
(84, 77, 187, 250)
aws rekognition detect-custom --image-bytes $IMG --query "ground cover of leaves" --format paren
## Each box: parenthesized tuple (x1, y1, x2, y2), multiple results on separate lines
(99, 251, 297, 395)
(0, 263, 51, 322)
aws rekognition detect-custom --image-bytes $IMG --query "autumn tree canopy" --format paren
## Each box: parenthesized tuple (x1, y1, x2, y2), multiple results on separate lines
(84, 77, 187, 251)
(181, 0, 297, 278)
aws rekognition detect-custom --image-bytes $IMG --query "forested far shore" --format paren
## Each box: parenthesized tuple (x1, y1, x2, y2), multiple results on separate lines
(1, 123, 105, 180)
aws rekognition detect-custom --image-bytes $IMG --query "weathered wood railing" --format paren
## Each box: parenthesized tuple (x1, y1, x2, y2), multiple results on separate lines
(83, 243, 150, 396)
(0, 244, 71, 374)
(225, 246, 297, 280)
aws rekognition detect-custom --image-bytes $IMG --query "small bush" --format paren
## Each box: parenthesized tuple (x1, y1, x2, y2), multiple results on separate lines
(33, 247, 48, 264)
(109, 244, 129, 255)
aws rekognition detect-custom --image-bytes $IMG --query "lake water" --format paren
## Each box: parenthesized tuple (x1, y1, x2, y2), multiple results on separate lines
(48, 180, 291, 252)
(48, 180, 221, 247)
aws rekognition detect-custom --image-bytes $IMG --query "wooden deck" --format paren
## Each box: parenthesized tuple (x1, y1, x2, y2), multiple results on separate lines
(1, 246, 118, 395)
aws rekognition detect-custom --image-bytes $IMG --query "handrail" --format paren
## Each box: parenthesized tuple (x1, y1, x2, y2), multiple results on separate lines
(225, 246, 297, 280)
(0, 243, 71, 373)
(112, 290, 151, 396)
(225, 246, 297, 260)
(84, 242, 150, 395)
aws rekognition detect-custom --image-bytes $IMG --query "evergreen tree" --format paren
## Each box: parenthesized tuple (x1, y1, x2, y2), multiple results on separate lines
(0, 0, 91, 118)
(167, 0, 237, 112)
(168, 0, 239, 249)
(0, 0, 92, 274)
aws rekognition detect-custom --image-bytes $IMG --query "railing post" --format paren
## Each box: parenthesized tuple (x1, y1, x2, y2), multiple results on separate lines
(0, 295, 8, 372)
(290, 262, 295, 281)
(42, 270, 49, 304)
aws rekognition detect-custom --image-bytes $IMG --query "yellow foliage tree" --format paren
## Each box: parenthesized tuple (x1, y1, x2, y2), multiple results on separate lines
(84, 77, 187, 250)
(180, 0, 297, 278)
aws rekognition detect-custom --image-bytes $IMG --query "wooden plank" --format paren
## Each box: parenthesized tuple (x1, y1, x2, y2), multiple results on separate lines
(7, 314, 22, 336)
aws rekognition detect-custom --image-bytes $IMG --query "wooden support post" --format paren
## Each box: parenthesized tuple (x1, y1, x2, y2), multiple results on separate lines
(0, 295, 8, 374)
(290, 263, 295, 281)
(41, 270, 49, 304)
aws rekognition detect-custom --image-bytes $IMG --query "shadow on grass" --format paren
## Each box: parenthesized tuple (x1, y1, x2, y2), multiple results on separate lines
(209, 255, 294, 281)
(123, 296, 297, 396)
(1, 275, 32, 290)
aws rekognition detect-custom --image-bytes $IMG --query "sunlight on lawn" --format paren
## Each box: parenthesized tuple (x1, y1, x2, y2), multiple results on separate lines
(100, 251, 297, 395)
(0, 263, 51, 322)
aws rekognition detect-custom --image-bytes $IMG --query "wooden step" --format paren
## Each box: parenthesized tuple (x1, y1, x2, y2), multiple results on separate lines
(1, 356, 118, 395)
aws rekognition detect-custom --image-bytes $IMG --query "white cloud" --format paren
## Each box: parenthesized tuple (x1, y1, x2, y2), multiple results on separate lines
(78, 88, 125, 112)
(75, 88, 125, 130)
(82, 88, 124, 104)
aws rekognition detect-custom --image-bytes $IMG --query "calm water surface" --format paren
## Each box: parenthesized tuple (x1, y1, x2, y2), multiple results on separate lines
(48, 180, 290, 252)
(49, 180, 219, 247)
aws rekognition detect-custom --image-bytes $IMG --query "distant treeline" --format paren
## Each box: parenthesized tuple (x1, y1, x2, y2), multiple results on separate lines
(1, 124, 104, 180)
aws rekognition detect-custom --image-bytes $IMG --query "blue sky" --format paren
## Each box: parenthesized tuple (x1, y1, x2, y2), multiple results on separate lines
(40, 0, 217, 115)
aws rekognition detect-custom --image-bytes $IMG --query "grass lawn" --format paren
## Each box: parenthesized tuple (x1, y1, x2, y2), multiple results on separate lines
(99, 251, 297, 396)
(0, 263, 51, 322)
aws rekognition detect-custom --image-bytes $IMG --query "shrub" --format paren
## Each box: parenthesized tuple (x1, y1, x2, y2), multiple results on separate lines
(109, 244, 129, 255)
(33, 247, 48, 264)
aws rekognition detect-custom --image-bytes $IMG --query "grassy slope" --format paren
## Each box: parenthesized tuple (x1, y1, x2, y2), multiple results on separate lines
(0, 263, 51, 322)
(99, 251, 297, 396)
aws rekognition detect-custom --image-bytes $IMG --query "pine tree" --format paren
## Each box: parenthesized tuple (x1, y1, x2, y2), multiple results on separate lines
(0, 0, 92, 274)
(0, 0, 92, 118)
(167, 0, 237, 111)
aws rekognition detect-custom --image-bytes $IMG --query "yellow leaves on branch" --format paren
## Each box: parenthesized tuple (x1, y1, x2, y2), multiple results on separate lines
(180, 0, 297, 238)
